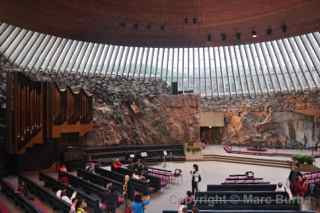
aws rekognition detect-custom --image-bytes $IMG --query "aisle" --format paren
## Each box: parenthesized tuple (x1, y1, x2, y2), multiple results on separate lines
(145, 161, 290, 213)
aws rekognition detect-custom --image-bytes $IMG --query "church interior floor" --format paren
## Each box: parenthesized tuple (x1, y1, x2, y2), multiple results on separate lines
(146, 160, 293, 213)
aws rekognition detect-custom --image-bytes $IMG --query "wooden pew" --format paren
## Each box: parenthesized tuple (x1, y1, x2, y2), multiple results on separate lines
(77, 170, 122, 193)
(194, 200, 300, 210)
(0, 179, 41, 213)
(95, 167, 150, 195)
(38, 172, 101, 213)
(116, 167, 161, 191)
(18, 175, 70, 212)
(60, 172, 107, 197)
(195, 191, 289, 201)
(207, 184, 276, 192)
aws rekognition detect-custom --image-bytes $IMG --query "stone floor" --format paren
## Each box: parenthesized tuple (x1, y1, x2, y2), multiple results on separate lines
(146, 160, 293, 213)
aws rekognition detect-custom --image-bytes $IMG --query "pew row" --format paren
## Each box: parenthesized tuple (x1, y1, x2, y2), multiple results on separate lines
(0, 179, 41, 213)
(18, 175, 70, 212)
(115, 167, 161, 192)
(95, 167, 150, 195)
(207, 184, 277, 192)
(38, 172, 101, 213)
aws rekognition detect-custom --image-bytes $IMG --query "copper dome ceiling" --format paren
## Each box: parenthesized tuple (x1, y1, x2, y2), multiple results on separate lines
(0, 0, 320, 47)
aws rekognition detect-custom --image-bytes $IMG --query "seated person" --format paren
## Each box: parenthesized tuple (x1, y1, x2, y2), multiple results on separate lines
(58, 163, 69, 185)
(275, 182, 286, 192)
(76, 199, 88, 213)
(136, 159, 145, 174)
(245, 171, 255, 179)
(111, 158, 122, 171)
(56, 189, 77, 205)
(85, 162, 95, 173)
(181, 191, 194, 208)
(132, 172, 150, 183)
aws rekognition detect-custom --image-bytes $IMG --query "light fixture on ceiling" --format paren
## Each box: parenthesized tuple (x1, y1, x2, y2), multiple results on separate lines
(252, 30, 257, 38)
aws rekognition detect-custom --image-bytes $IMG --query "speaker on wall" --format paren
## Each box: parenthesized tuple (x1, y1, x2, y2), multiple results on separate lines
(171, 82, 178, 95)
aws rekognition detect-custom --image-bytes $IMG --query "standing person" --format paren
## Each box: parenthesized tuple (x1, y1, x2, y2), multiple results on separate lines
(190, 164, 201, 195)
(131, 194, 150, 213)
(288, 163, 302, 196)
(123, 175, 132, 212)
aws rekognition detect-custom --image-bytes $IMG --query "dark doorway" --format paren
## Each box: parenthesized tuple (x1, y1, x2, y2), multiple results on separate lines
(200, 127, 222, 144)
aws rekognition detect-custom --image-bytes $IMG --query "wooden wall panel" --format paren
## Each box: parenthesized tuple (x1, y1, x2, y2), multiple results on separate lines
(6, 72, 93, 154)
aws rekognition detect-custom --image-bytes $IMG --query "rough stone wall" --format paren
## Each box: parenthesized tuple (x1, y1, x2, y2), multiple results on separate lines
(90, 94, 200, 145)
(201, 92, 320, 148)
(31, 72, 200, 145)
(0, 54, 200, 145)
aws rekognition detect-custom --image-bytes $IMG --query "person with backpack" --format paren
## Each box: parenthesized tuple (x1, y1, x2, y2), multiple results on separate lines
(190, 164, 201, 194)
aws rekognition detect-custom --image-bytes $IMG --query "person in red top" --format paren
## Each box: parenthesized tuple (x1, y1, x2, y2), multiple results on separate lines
(295, 176, 309, 197)
(112, 158, 122, 171)
(58, 163, 69, 185)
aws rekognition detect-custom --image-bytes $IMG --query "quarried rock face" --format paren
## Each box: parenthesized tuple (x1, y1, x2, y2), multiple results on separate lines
(202, 92, 320, 148)
(89, 94, 200, 145)
(0, 54, 200, 146)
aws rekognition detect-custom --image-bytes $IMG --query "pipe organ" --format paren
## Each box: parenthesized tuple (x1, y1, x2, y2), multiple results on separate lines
(6, 72, 93, 154)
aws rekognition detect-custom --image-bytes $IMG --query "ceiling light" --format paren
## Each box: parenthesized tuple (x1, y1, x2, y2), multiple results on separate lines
(252, 30, 257, 38)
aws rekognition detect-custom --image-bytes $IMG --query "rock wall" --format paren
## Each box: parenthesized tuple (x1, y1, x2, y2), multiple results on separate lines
(201, 92, 320, 148)
(0, 54, 200, 146)
(91, 94, 199, 145)
(31, 72, 200, 145)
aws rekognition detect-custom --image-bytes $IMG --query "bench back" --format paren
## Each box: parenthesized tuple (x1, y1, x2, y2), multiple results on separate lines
(0, 179, 41, 213)
(116, 167, 161, 191)
(207, 184, 276, 191)
(95, 167, 150, 195)
(196, 191, 289, 201)
(78, 170, 122, 192)
(18, 175, 70, 212)
(39, 173, 101, 213)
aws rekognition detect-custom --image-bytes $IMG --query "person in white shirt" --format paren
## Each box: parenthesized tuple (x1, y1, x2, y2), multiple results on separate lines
(56, 189, 77, 205)
(190, 164, 201, 195)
